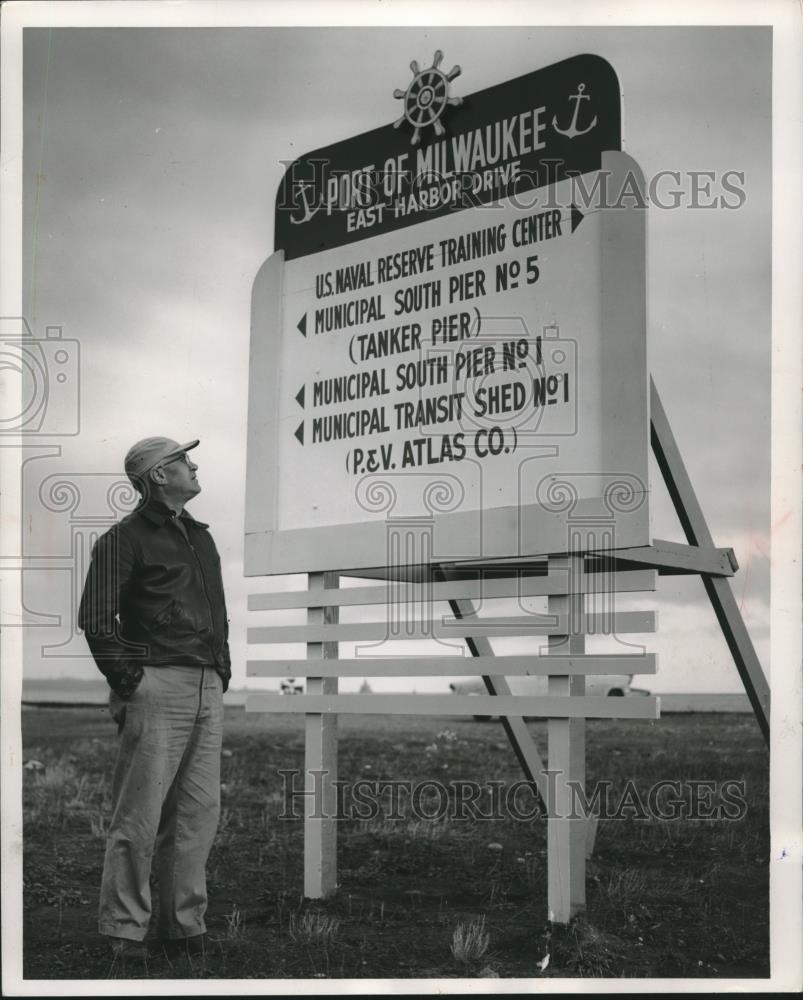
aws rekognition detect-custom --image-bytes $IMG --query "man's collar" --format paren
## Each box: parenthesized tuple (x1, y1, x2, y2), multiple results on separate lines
(136, 498, 209, 529)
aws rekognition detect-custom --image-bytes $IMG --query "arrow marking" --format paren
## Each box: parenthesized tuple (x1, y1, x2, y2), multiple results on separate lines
(294, 421, 304, 445)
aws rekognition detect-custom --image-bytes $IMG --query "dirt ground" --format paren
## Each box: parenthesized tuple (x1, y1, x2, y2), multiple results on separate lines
(20, 706, 769, 981)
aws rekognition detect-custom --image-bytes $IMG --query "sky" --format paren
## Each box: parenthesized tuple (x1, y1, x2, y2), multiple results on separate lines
(18, 22, 772, 694)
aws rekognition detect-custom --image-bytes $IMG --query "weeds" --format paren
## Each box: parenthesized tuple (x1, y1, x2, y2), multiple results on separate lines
(215, 807, 239, 848)
(223, 904, 246, 940)
(89, 811, 107, 839)
(22, 708, 769, 980)
(552, 918, 622, 978)
(606, 868, 648, 904)
(24, 757, 110, 836)
(450, 915, 490, 964)
(288, 910, 341, 948)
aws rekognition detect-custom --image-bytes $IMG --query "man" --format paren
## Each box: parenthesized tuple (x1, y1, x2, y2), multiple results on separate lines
(78, 437, 231, 960)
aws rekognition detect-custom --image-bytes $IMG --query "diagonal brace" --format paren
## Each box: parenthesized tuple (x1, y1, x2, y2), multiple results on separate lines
(650, 377, 770, 744)
(438, 566, 598, 858)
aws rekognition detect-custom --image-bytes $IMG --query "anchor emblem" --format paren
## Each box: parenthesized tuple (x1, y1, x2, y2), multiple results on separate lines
(289, 181, 321, 225)
(552, 83, 597, 139)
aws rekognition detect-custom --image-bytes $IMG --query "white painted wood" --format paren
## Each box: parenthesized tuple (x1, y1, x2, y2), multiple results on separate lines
(244, 252, 283, 538)
(599, 152, 649, 487)
(246, 653, 657, 677)
(244, 693, 660, 719)
(303, 571, 339, 900)
(247, 611, 656, 644)
(245, 157, 650, 577)
(547, 555, 588, 923)
(247, 569, 658, 610)
(245, 494, 652, 578)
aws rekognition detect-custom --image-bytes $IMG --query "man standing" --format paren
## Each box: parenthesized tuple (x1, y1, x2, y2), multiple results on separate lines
(78, 437, 231, 959)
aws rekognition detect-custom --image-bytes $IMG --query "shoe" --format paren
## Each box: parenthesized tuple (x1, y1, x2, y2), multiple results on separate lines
(108, 936, 148, 960)
(160, 933, 206, 958)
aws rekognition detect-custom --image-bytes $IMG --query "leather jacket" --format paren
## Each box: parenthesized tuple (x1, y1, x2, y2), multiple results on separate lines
(78, 499, 231, 697)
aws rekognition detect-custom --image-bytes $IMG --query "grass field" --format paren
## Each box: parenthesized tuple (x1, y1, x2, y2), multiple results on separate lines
(21, 705, 769, 981)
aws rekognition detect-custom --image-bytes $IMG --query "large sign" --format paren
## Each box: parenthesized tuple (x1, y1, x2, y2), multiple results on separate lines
(246, 54, 649, 576)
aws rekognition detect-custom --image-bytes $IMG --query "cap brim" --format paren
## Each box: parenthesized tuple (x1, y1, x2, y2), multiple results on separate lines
(160, 439, 200, 464)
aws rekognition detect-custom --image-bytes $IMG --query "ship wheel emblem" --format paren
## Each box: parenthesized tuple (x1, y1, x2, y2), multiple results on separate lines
(393, 50, 462, 146)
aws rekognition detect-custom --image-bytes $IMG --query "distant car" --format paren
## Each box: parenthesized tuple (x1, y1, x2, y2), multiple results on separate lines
(280, 677, 304, 695)
(449, 673, 637, 720)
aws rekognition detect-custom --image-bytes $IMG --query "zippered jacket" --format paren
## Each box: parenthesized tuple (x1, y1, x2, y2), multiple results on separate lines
(78, 499, 231, 697)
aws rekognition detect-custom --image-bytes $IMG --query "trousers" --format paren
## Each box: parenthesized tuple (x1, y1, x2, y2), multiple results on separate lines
(98, 664, 224, 941)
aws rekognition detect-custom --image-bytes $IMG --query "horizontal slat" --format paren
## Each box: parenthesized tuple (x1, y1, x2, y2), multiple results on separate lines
(246, 653, 657, 678)
(245, 693, 661, 719)
(248, 570, 657, 611)
(248, 611, 656, 644)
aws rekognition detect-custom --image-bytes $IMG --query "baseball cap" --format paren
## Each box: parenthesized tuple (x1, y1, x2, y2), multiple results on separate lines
(124, 436, 199, 483)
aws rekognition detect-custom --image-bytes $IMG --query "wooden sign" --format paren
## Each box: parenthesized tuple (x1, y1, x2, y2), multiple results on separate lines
(275, 53, 622, 259)
(246, 54, 649, 576)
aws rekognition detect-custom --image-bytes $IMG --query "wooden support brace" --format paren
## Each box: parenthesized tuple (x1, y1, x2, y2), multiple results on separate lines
(439, 567, 551, 806)
(650, 378, 770, 744)
(304, 571, 339, 899)
(589, 539, 737, 577)
(439, 564, 601, 873)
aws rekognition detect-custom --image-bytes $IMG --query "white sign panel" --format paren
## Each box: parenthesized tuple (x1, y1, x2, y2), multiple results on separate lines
(246, 60, 649, 576)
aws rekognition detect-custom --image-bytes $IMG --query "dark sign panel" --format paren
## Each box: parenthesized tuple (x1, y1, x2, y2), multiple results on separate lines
(275, 53, 621, 260)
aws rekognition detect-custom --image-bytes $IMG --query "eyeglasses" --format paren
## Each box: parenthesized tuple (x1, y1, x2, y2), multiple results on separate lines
(160, 452, 193, 469)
